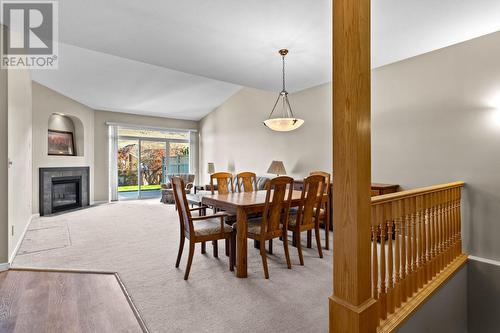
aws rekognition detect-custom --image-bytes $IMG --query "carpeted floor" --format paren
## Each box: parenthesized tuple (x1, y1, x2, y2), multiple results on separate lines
(13, 200, 333, 333)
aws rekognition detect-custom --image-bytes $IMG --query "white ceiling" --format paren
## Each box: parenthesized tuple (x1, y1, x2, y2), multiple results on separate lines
(31, 43, 241, 120)
(372, 0, 500, 67)
(31, 0, 500, 120)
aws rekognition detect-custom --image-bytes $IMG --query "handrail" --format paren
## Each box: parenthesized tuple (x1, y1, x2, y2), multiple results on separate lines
(371, 181, 467, 332)
(371, 181, 465, 204)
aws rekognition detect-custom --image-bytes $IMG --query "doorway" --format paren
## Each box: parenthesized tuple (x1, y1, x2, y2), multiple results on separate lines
(116, 127, 190, 200)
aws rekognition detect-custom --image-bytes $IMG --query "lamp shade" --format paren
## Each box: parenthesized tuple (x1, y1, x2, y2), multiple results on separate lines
(207, 162, 215, 174)
(267, 160, 286, 175)
(263, 118, 304, 132)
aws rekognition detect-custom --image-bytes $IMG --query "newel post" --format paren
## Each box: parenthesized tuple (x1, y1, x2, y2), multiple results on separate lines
(330, 0, 378, 332)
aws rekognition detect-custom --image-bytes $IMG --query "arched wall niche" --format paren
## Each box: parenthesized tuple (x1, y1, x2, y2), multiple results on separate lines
(48, 113, 85, 156)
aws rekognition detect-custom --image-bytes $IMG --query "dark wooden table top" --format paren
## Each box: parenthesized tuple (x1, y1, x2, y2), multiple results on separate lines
(201, 190, 304, 210)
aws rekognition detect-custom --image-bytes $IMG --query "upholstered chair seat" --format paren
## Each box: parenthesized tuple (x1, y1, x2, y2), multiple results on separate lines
(194, 219, 233, 236)
(290, 207, 325, 218)
(245, 219, 284, 234)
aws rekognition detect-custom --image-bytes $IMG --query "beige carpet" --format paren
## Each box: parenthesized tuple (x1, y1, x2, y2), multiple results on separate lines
(13, 200, 333, 332)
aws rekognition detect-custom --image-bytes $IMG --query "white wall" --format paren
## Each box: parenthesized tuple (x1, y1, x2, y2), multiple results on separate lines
(199, 84, 332, 185)
(372, 31, 500, 261)
(399, 266, 468, 333)
(7, 68, 33, 261)
(93, 110, 198, 202)
(0, 62, 8, 264)
(32, 82, 95, 213)
(48, 114, 75, 132)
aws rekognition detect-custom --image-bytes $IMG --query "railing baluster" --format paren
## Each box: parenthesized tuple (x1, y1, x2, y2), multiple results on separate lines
(404, 198, 413, 298)
(393, 201, 402, 309)
(371, 206, 379, 302)
(438, 191, 444, 272)
(424, 193, 430, 285)
(431, 192, 438, 277)
(416, 196, 424, 290)
(456, 187, 463, 255)
(401, 199, 407, 303)
(452, 188, 458, 256)
(425, 193, 432, 282)
(386, 203, 395, 315)
(411, 197, 418, 295)
(445, 189, 452, 264)
(378, 205, 387, 320)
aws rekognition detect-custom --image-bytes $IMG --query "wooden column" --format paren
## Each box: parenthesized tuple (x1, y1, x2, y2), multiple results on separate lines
(330, 0, 378, 332)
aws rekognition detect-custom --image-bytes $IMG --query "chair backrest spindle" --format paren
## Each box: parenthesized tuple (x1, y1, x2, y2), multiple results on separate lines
(235, 172, 257, 192)
(210, 172, 234, 194)
(297, 175, 325, 227)
(171, 177, 194, 236)
(260, 176, 294, 236)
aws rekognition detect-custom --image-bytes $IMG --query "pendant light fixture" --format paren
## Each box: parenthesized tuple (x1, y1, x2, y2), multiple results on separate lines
(263, 49, 304, 132)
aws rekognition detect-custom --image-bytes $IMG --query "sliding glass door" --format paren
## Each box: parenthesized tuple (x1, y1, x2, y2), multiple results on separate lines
(117, 139, 140, 200)
(168, 142, 190, 174)
(115, 127, 190, 201)
(139, 140, 166, 199)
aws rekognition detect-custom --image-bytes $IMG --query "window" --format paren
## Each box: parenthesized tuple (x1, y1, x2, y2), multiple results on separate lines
(115, 126, 191, 200)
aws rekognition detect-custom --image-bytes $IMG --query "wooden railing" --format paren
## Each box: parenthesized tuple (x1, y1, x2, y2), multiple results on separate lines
(370, 182, 467, 332)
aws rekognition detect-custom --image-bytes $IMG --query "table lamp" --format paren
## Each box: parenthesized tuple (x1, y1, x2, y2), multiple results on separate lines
(267, 160, 286, 176)
(207, 162, 215, 175)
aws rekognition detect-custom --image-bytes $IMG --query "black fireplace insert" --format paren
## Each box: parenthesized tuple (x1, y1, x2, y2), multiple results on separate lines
(51, 176, 82, 213)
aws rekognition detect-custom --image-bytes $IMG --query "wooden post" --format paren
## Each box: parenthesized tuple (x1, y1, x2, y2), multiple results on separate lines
(330, 0, 378, 332)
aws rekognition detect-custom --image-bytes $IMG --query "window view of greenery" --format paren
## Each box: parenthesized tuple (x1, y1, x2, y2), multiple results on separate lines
(139, 140, 166, 192)
(169, 142, 190, 174)
(117, 140, 139, 192)
(117, 128, 190, 196)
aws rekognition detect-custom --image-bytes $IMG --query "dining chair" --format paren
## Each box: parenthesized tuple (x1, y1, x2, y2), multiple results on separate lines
(288, 174, 325, 265)
(235, 172, 257, 192)
(210, 172, 234, 194)
(235, 171, 271, 251)
(235, 176, 294, 279)
(172, 177, 235, 280)
(209, 171, 236, 255)
(309, 170, 332, 250)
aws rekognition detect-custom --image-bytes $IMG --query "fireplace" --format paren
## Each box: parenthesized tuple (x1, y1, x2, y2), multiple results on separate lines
(51, 176, 82, 213)
(39, 167, 90, 216)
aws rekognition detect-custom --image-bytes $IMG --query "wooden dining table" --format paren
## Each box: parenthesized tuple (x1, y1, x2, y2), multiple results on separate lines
(201, 190, 326, 278)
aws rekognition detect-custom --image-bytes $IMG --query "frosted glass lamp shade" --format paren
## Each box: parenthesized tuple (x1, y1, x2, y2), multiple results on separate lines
(263, 118, 304, 132)
(267, 160, 286, 176)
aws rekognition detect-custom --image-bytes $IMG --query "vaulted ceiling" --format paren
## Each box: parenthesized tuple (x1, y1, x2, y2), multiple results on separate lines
(29, 0, 500, 120)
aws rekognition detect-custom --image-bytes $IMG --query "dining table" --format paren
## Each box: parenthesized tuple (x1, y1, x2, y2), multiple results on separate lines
(201, 189, 326, 278)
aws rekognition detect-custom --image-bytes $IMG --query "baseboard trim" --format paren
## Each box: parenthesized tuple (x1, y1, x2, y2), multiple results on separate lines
(0, 262, 9, 271)
(468, 255, 500, 267)
(9, 214, 35, 264)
